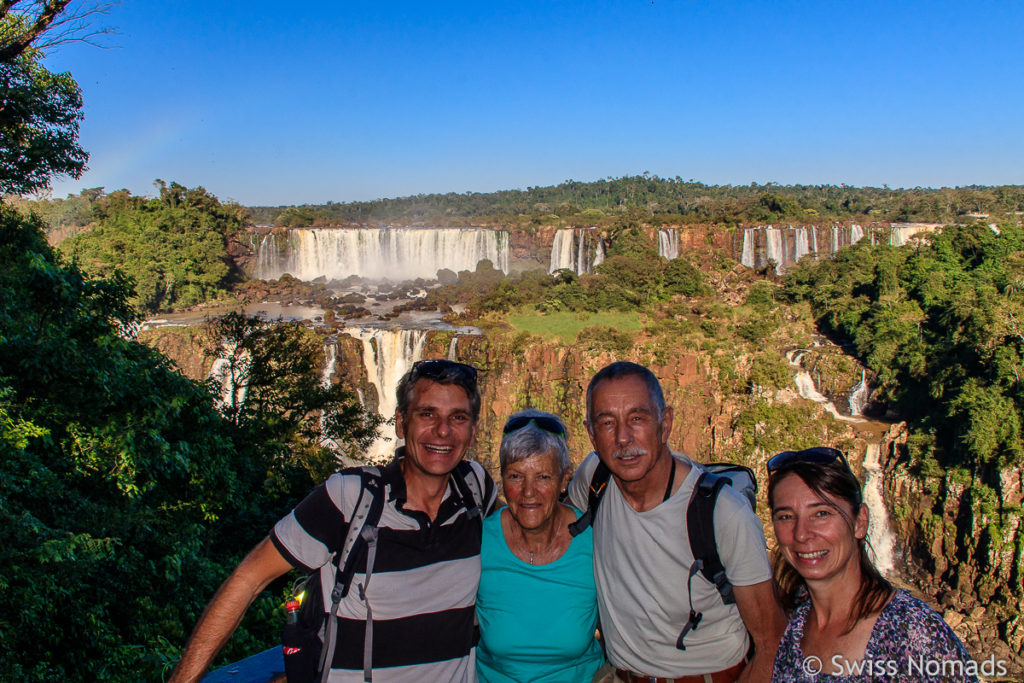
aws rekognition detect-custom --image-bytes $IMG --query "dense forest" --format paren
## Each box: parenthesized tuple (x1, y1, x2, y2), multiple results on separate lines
(246, 176, 1024, 228)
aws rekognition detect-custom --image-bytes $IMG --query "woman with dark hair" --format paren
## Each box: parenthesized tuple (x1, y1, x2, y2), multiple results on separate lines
(767, 447, 976, 682)
(476, 408, 606, 682)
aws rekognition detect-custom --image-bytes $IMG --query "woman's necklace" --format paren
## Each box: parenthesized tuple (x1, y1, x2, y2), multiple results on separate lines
(529, 551, 534, 565)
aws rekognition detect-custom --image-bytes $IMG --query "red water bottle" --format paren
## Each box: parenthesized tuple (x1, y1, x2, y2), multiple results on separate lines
(283, 600, 301, 654)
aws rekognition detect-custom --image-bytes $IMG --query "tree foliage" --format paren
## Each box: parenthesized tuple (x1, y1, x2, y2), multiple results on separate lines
(0, 46, 86, 194)
(784, 222, 1024, 470)
(0, 207, 377, 680)
(60, 182, 246, 311)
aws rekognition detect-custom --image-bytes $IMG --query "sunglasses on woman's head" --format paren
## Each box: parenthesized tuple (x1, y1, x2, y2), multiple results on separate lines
(767, 447, 849, 474)
(502, 415, 567, 437)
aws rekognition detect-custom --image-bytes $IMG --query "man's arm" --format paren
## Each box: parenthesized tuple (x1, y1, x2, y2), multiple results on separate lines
(733, 580, 786, 683)
(169, 537, 295, 683)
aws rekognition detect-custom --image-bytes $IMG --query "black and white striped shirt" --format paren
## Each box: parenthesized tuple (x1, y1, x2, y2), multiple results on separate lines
(271, 453, 497, 682)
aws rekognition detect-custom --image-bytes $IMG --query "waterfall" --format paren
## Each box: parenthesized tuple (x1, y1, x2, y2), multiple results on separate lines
(447, 335, 458, 360)
(658, 228, 680, 260)
(810, 226, 818, 255)
(850, 224, 865, 244)
(549, 228, 602, 275)
(576, 230, 589, 274)
(794, 227, 810, 263)
(862, 444, 896, 575)
(787, 351, 862, 423)
(254, 227, 510, 281)
(209, 343, 249, 415)
(343, 327, 428, 464)
(830, 225, 839, 254)
(740, 229, 756, 268)
(765, 227, 785, 269)
(549, 229, 576, 273)
(849, 370, 868, 416)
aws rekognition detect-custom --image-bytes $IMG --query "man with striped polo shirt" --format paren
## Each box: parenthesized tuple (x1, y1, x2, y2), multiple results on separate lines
(170, 359, 497, 682)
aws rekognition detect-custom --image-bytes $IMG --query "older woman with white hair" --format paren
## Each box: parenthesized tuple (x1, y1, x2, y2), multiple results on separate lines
(476, 408, 605, 683)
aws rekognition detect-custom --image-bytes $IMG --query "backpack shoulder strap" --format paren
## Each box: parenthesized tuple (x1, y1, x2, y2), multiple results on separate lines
(450, 460, 484, 519)
(568, 457, 611, 537)
(318, 466, 386, 683)
(687, 470, 735, 605)
(676, 469, 735, 651)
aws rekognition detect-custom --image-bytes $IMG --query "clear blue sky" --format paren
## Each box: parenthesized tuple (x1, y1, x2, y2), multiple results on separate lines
(45, 0, 1024, 206)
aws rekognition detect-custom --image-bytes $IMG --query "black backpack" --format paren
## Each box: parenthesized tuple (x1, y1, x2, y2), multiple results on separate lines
(567, 455, 757, 651)
(282, 462, 484, 683)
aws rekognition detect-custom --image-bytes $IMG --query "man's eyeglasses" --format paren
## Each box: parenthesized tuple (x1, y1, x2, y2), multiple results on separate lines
(767, 447, 848, 474)
(410, 359, 478, 382)
(502, 415, 567, 437)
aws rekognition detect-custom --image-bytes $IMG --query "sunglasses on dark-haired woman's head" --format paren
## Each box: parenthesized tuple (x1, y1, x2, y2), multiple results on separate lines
(767, 446, 849, 474)
(502, 415, 567, 437)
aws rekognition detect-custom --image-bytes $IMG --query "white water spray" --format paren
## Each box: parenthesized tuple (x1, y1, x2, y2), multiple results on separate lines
(862, 443, 896, 575)
(343, 327, 428, 464)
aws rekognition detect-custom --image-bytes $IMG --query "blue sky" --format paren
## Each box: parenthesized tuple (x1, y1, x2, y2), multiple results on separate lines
(45, 0, 1024, 206)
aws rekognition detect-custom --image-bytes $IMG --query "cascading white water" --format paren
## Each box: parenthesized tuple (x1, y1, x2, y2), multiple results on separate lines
(850, 224, 865, 244)
(658, 228, 680, 260)
(765, 227, 785, 269)
(549, 229, 577, 273)
(740, 229, 756, 268)
(447, 335, 458, 361)
(209, 343, 249, 415)
(849, 370, 869, 416)
(343, 327, 428, 464)
(810, 226, 818, 255)
(793, 227, 810, 263)
(550, 228, 602, 274)
(254, 227, 510, 281)
(830, 225, 840, 254)
(787, 351, 862, 423)
(862, 443, 896, 575)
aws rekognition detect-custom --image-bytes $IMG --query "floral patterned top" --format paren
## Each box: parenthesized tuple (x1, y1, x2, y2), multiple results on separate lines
(771, 589, 979, 682)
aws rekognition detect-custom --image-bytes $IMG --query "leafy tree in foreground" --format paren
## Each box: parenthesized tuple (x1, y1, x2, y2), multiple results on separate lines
(0, 46, 87, 194)
(0, 208, 377, 680)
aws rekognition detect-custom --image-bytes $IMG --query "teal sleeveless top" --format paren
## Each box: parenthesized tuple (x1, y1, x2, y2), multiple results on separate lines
(476, 505, 604, 683)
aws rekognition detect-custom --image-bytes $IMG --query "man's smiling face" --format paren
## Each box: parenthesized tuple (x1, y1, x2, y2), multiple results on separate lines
(396, 379, 477, 478)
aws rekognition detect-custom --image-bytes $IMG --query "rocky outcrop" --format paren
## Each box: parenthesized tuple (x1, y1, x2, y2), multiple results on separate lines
(882, 425, 1024, 671)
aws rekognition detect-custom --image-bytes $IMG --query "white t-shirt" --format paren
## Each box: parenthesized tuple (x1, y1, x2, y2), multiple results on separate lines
(568, 451, 772, 678)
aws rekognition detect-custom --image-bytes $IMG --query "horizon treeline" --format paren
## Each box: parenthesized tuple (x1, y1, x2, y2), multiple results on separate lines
(18, 176, 1024, 234)
(247, 176, 1024, 228)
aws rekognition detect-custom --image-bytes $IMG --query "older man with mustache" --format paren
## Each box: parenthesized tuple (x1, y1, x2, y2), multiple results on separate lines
(569, 362, 785, 683)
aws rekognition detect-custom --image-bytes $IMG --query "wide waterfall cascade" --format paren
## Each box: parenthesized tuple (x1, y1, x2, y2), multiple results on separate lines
(549, 228, 602, 275)
(862, 443, 896, 575)
(849, 370, 869, 416)
(254, 227, 510, 281)
(343, 327, 428, 464)
(658, 229, 680, 260)
(787, 351, 863, 423)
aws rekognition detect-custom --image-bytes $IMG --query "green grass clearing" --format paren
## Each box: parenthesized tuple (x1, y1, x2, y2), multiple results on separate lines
(506, 308, 643, 344)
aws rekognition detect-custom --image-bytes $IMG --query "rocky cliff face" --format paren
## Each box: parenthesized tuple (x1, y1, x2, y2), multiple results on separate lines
(882, 426, 1024, 669)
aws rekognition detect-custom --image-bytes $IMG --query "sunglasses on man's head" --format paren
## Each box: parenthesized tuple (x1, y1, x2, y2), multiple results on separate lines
(502, 415, 567, 437)
(767, 447, 848, 474)
(410, 359, 478, 381)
